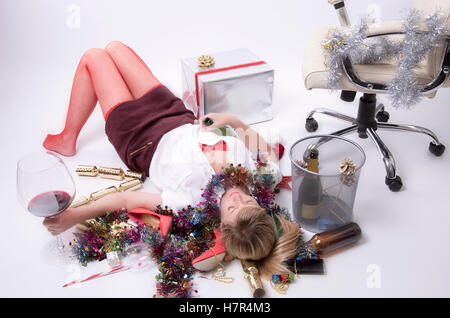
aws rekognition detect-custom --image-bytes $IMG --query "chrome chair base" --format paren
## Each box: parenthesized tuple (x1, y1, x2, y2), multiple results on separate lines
(305, 105, 445, 192)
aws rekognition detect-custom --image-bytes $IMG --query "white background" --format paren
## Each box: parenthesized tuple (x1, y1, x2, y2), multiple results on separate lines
(1, 0, 449, 298)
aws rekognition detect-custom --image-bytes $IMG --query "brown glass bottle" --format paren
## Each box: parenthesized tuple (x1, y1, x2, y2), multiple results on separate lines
(298, 148, 322, 224)
(308, 222, 362, 255)
(286, 222, 362, 274)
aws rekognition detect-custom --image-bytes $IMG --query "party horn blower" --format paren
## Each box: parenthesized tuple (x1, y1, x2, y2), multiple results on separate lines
(241, 260, 265, 298)
(62, 262, 146, 288)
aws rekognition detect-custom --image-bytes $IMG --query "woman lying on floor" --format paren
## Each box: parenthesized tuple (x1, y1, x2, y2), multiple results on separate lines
(42, 41, 300, 278)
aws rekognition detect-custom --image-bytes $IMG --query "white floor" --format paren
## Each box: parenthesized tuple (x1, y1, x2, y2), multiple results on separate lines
(1, 0, 449, 298)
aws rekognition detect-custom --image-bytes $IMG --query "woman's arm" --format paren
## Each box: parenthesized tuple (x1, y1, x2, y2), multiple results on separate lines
(228, 116, 278, 163)
(43, 191, 162, 235)
(199, 113, 278, 163)
(80, 191, 162, 218)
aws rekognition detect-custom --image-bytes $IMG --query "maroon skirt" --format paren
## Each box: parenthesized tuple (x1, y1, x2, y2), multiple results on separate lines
(105, 85, 196, 176)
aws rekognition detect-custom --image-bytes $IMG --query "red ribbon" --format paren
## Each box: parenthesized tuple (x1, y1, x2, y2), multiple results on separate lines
(275, 176, 292, 191)
(194, 61, 267, 119)
(200, 140, 228, 153)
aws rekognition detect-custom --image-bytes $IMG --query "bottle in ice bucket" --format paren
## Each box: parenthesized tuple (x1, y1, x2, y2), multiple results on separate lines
(297, 148, 322, 226)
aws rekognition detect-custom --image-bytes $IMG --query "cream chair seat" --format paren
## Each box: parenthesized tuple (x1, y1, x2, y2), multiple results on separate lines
(303, 26, 441, 95)
(300, 0, 449, 192)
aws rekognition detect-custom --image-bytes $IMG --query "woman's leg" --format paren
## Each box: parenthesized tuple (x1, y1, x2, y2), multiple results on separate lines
(104, 41, 161, 99)
(43, 48, 133, 156)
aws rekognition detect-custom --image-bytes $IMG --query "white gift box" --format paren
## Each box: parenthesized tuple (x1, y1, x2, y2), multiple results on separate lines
(181, 48, 274, 125)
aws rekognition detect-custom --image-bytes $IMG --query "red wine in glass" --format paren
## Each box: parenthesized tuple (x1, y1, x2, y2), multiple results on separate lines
(28, 190, 72, 217)
(17, 151, 76, 263)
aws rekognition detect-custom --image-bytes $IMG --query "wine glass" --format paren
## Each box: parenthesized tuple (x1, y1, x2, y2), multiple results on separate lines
(16, 151, 76, 263)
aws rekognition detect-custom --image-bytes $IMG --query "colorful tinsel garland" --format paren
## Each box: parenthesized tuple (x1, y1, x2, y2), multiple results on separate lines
(70, 163, 292, 297)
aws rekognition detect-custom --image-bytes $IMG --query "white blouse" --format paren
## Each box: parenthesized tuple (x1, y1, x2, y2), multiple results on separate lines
(149, 123, 282, 211)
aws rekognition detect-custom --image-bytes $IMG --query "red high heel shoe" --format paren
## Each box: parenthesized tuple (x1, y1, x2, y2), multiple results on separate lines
(192, 228, 227, 271)
(128, 207, 172, 238)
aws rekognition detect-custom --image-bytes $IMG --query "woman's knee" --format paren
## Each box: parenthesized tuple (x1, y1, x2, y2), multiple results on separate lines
(105, 41, 127, 55)
(81, 48, 108, 65)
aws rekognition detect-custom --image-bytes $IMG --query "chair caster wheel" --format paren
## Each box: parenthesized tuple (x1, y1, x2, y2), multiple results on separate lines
(340, 90, 357, 102)
(305, 117, 318, 132)
(385, 176, 403, 192)
(376, 110, 390, 122)
(429, 142, 445, 157)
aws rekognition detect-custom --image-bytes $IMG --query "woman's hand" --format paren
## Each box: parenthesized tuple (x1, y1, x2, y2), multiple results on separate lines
(42, 191, 162, 235)
(43, 207, 82, 235)
(199, 113, 238, 131)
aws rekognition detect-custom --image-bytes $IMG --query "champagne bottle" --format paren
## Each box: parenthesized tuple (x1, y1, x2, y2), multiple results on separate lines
(240, 260, 265, 298)
(298, 148, 322, 225)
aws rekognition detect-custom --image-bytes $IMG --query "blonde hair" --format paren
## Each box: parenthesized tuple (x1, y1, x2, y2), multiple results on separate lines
(221, 206, 301, 280)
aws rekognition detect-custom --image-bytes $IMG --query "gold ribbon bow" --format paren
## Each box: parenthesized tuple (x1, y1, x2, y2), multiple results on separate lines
(198, 55, 215, 68)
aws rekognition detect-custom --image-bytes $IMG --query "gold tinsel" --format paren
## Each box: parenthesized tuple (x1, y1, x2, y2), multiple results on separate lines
(87, 219, 110, 238)
(110, 220, 134, 237)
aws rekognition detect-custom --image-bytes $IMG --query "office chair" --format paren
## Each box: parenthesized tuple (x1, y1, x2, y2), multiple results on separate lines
(302, 0, 449, 191)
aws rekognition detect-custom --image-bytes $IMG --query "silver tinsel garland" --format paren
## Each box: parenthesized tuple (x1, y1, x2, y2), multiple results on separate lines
(323, 9, 447, 108)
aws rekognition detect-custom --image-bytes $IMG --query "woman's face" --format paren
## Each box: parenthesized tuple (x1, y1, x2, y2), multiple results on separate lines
(220, 186, 259, 224)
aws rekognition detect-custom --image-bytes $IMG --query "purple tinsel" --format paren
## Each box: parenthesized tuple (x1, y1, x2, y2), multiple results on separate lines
(70, 164, 289, 297)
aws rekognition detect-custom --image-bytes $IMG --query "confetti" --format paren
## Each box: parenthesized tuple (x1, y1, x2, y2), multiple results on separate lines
(70, 164, 291, 297)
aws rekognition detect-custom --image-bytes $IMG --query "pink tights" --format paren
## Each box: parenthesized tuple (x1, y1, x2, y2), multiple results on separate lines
(43, 41, 161, 156)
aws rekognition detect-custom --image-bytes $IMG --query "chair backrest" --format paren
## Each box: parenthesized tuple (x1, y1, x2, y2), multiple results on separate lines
(414, 0, 450, 25)
(414, 0, 450, 87)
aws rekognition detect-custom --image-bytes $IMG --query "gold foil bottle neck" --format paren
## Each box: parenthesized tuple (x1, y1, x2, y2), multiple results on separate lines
(241, 260, 265, 298)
